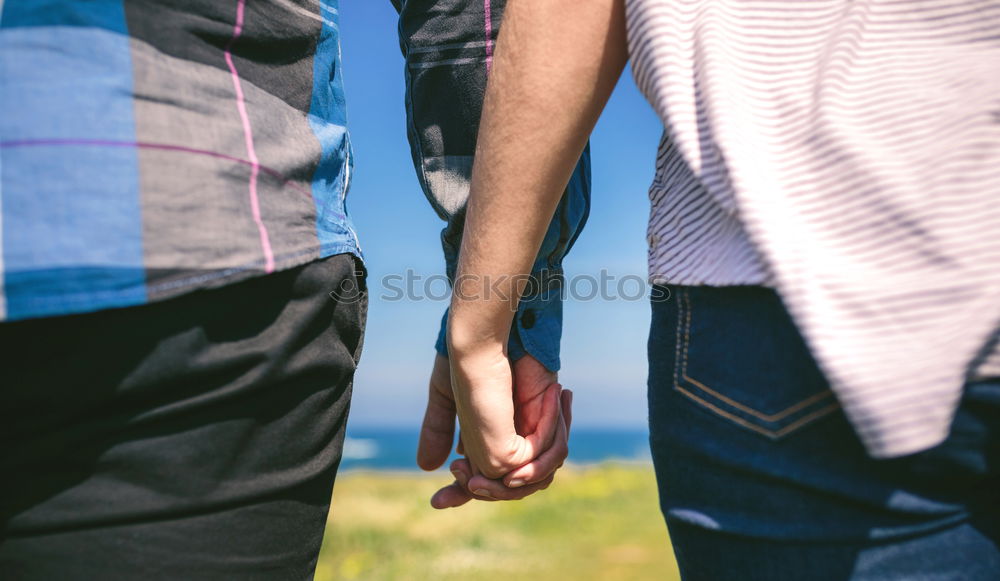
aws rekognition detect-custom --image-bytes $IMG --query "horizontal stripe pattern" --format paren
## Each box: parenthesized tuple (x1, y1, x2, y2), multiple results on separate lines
(627, 0, 1000, 457)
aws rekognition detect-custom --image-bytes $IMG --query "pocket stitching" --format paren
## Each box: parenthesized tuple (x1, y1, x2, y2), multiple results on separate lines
(673, 289, 840, 438)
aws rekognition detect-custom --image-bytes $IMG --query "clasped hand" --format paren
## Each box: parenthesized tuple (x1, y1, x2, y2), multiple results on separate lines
(417, 353, 572, 508)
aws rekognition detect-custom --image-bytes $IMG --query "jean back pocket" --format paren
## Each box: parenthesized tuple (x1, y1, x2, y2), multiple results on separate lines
(672, 287, 839, 439)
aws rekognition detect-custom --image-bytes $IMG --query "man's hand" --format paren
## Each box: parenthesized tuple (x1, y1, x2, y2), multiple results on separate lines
(416, 353, 572, 509)
(416, 354, 463, 473)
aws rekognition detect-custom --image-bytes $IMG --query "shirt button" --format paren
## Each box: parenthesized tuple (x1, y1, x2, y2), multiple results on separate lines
(521, 308, 536, 329)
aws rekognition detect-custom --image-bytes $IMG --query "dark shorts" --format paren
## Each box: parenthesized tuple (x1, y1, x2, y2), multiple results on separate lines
(0, 255, 367, 580)
(648, 286, 999, 581)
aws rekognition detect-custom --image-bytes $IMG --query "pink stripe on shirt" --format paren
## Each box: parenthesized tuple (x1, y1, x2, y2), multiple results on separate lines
(225, 0, 275, 273)
(484, 0, 494, 71)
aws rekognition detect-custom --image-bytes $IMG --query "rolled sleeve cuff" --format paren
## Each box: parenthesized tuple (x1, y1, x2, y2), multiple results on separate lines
(434, 274, 564, 372)
(510, 289, 562, 371)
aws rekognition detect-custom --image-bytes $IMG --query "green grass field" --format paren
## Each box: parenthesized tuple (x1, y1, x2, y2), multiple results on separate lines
(316, 463, 680, 581)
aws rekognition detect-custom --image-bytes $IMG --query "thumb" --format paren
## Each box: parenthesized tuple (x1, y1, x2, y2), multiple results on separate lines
(417, 355, 457, 471)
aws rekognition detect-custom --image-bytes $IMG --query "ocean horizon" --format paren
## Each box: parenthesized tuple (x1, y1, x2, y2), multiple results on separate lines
(341, 426, 652, 471)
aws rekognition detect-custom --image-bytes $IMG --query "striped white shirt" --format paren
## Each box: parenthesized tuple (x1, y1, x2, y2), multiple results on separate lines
(626, 0, 1000, 458)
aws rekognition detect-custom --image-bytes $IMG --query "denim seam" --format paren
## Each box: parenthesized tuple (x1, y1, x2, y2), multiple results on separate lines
(673, 289, 840, 438)
(675, 385, 842, 439)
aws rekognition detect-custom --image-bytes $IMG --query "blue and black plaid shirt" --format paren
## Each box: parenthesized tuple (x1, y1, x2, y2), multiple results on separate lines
(1, 0, 590, 371)
(1, 0, 359, 321)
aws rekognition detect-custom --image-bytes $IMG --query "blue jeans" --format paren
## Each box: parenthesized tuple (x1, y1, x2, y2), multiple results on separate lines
(648, 286, 1000, 581)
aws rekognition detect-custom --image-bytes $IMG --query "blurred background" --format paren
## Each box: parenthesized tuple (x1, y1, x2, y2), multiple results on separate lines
(318, 3, 679, 579)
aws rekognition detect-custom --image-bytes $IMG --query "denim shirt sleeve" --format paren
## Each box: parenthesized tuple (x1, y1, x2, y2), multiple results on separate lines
(394, 0, 591, 372)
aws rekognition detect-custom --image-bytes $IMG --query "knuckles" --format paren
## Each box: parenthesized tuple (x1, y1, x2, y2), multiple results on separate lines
(480, 457, 516, 480)
(477, 438, 526, 479)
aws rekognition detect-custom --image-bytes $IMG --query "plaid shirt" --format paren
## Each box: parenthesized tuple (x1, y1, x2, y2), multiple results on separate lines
(0, 0, 359, 321)
(396, 0, 591, 371)
(1, 0, 591, 370)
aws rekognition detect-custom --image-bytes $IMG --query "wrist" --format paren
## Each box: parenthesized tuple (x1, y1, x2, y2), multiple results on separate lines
(446, 307, 512, 359)
(446, 326, 506, 363)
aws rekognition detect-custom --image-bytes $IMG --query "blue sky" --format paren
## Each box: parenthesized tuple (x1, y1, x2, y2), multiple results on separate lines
(341, 2, 663, 429)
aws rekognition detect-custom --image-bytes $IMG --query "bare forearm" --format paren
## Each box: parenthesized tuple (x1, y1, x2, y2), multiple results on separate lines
(448, 0, 628, 356)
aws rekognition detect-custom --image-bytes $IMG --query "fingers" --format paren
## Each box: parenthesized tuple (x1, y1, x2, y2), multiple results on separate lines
(450, 457, 473, 490)
(511, 354, 558, 436)
(430, 352, 574, 507)
(519, 383, 562, 464)
(503, 389, 572, 487)
(417, 355, 457, 471)
(430, 459, 477, 509)
(430, 481, 474, 509)
(417, 388, 456, 470)
(455, 458, 555, 501)
(465, 473, 555, 501)
(562, 388, 574, 434)
(449, 457, 554, 503)
(467, 383, 559, 480)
